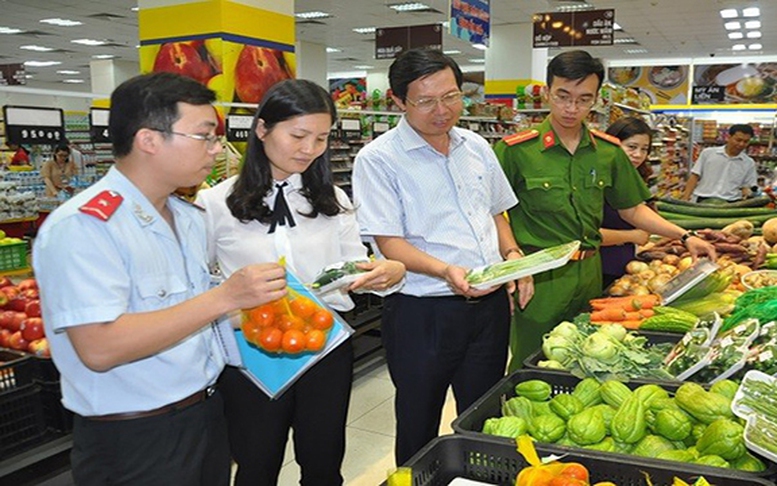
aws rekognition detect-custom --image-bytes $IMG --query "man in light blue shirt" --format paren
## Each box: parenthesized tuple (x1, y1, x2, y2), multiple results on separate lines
(33, 72, 287, 486)
(352, 48, 533, 465)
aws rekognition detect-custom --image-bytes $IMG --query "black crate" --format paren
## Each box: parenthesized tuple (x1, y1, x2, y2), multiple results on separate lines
(38, 380, 72, 433)
(0, 349, 36, 393)
(0, 383, 47, 460)
(33, 356, 60, 382)
(380, 435, 776, 486)
(451, 369, 776, 478)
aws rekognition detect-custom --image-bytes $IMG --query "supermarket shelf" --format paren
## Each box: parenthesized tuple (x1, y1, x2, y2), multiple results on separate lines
(0, 267, 32, 277)
(614, 102, 652, 115)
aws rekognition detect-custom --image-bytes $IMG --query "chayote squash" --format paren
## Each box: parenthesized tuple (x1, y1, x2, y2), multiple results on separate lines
(528, 413, 566, 443)
(654, 409, 692, 441)
(515, 380, 552, 402)
(611, 394, 647, 444)
(600, 380, 633, 408)
(549, 393, 584, 421)
(584, 437, 615, 453)
(572, 377, 602, 407)
(730, 452, 767, 472)
(696, 418, 746, 461)
(632, 434, 676, 458)
(709, 379, 739, 400)
(656, 449, 696, 463)
(567, 408, 606, 445)
(686, 446, 700, 459)
(531, 401, 555, 417)
(555, 433, 577, 447)
(645, 410, 656, 431)
(613, 440, 635, 454)
(502, 396, 534, 422)
(634, 384, 669, 407)
(590, 404, 616, 434)
(649, 397, 681, 413)
(694, 455, 730, 469)
(675, 383, 734, 425)
(482, 416, 528, 438)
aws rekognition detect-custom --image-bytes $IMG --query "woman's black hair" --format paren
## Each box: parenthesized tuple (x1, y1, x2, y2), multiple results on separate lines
(54, 143, 71, 155)
(226, 79, 344, 224)
(606, 116, 654, 183)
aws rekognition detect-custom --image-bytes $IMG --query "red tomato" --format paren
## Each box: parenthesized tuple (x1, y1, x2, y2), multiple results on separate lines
(290, 296, 317, 320)
(21, 317, 44, 342)
(549, 477, 587, 486)
(258, 327, 283, 352)
(24, 300, 41, 318)
(277, 314, 305, 332)
(271, 299, 288, 314)
(281, 329, 306, 354)
(305, 329, 327, 352)
(247, 304, 275, 328)
(0, 310, 14, 329)
(310, 310, 334, 331)
(240, 320, 262, 344)
(5, 312, 25, 332)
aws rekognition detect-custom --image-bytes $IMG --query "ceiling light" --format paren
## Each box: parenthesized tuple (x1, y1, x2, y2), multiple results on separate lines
(295, 11, 331, 19)
(556, 3, 594, 12)
(720, 9, 738, 18)
(326, 47, 341, 53)
(623, 48, 648, 54)
(732, 44, 746, 51)
(388, 2, 430, 12)
(353, 27, 376, 34)
(62, 79, 85, 84)
(749, 43, 763, 50)
(745, 20, 761, 29)
(614, 38, 637, 44)
(40, 18, 82, 27)
(57, 70, 80, 75)
(0, 27, 24, 34)
(472, 43, 487, 50)
(728, 32, 744, 40)
(724, 21, 741, 30)
(613, 22, 622, 31)
(24, 60, 62, 67)
(20, 45, 54, 52)
(443, 50, 461, 55)
(92, 54, 115, 59)
(24, 74, 33, 79)
(354, 65, 374, 69)
(747, 31, 762, 38)
(72, 39, 106, 46)
(131, 7, 139, 12)
(442, 21, 450, 29)
(468, 59, 485, 63)
(742, 7, 760, 17)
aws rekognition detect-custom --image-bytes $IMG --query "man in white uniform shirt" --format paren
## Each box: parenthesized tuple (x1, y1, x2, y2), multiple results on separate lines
(682, 124, 758, 202)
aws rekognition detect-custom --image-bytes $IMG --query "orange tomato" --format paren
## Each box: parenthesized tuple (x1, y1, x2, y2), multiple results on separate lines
(247, 304, 275, 327)
(271, 298, 288, 314)
(559, 464, 589, 483)
(281, 329, 306, 354)
(305, 329, 327, 352)
(309, 309, 334, 331)
(241, 320, 262, 344)
(549, 477, 587, 486)
(277, 314, 305, 332)
(257, 327, 283, 352)
(290, 296, 318, 320)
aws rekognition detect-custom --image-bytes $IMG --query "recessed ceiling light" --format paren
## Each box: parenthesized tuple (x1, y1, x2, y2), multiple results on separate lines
(388, 2, 430, 12)
(745, 20, 761, 29)
(57, 70, 80, 75)
(326, 47, 341, 53)
(742, 7, 760, 17)
(24, 60, 62, 67)
(40, 18, 82, 27)
(354, 65, 374, 69)
(613, 22, 622, 31)
(728, 32, 744, 40)
(724, 21, 742, 30)
(295, 11, 332, 19)
(0, 27, 24, 34)
(720, 9, 738, 19)
(131, 7, 139, 12)
(72, 39, 106, 46)
(747, 31, 762, 39)
(468, 59, 485, 63)
(92, 54, 115, 59)
(443, 50, 461, 55)
(20, 45, 54, 52)
(556, 3, 595, 12)
(62, 79, 85, 84)
(472, 43, 487, 50)
(749, 43, 763, 50)
(732, 44, 746, 51)
(614, 38, 637, 44)
(24, 74, 33, 79)
(623, 48, 648, 54)
(353, 27, 376, 34)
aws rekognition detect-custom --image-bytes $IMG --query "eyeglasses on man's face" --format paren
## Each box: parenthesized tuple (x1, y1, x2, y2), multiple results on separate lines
(405, 91, 464, 112)
(548, 91, 597, 110)
(151, 129, 225, 150)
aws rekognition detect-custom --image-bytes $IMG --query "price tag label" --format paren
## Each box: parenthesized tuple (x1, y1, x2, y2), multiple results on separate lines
(90, 108, 111, 143)
(4, 105, 65, 145)
(227, 115, 255, 142)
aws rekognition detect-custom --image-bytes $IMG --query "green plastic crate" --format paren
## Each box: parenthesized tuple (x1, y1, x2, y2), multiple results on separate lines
(0, 242, 27, 272)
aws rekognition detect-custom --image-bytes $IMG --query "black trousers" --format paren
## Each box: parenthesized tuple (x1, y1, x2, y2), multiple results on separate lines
(220, 339, 354, 486)
(382, 290, 510, 465)
(71, 390, 230, 486)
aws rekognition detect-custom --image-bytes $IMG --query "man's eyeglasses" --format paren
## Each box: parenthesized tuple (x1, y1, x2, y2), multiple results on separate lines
(405, 91, 464, 112)
(152, 129, 225, 149)
(548, 92, 597, 110)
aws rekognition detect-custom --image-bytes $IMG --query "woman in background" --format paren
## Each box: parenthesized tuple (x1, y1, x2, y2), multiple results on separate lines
(600, 117, 655, 287)
(41, 143, 78, 197)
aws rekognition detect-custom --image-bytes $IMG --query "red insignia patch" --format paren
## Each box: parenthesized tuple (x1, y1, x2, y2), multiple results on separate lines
(79, 190, 123, 221)
(543, 132, 556, 149)
(503, 129, 539, 146)
(590, 129, 622, 146)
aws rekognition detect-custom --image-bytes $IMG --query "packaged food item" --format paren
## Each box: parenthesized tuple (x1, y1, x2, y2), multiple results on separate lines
(309, 260, 370, 293)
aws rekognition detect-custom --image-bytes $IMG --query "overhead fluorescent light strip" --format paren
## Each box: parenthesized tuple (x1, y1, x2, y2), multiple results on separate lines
(20, 45, 54, 52)
(0, 27, 24, 34)
(24, 60, 62, 67)
(388, 2, 431, 12)
(57, 70, 80, 75)
(295, 11, 331, 19)
(742, 7, 760, 17)
(326, 47, 341, 53)
(62, 79, 85, 84)
(40, 18, 82, 27)
(720, 9, 738, 19)
(353, 27, 376, 34)
(72, 39, 106, 46)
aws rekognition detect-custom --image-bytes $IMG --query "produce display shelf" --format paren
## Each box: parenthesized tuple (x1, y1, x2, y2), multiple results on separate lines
(379, 435, 775, 486)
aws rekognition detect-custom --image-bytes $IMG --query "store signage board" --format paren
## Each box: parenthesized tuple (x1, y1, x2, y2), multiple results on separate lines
(3, 105, 65, 145)
(90, 108, 111, 143)
(450, 0, 490, 46)
(532, 9, 614, 48)
(692, 63, 777, 104)
(227, 114, 254, 142)
(692, 86, 726, 104)
(375, 24, 442, 60)
(0, 64, 25, 86)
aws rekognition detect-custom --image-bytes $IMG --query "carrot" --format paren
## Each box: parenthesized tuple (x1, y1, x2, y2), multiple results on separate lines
(590, 308, 627, 322)
(590, 320, 642, 330)
(639, 309, 655, 319)
(624, 311, 649, 321)
(590, 295, 660, 311)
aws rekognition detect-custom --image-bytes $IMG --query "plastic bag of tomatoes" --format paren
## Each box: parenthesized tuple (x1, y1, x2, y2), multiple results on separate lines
(241, 290, 335, 355)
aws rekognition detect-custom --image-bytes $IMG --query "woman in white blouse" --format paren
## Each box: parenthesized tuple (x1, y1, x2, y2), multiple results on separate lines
(197, 79, 404, 486)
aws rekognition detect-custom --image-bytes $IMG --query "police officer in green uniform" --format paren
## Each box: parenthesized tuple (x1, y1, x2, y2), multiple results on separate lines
(495, 51, 716, 370)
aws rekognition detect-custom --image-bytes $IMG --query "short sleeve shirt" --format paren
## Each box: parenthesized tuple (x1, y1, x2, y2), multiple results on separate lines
(691, 146, 757, 201)
(494, 118, 650, 250)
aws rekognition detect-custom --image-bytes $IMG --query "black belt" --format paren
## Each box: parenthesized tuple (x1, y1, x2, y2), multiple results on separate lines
(85, 386, 216, 422)
(416, 289, 505, 305)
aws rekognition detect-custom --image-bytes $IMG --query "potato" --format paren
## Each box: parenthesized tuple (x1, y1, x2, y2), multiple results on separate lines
(762, 218, 777, 244)
(649, 259, 664, 270)
(626, 261, 649, 275)
(677, 257, 693, 272)
(663, 255, 680, 266)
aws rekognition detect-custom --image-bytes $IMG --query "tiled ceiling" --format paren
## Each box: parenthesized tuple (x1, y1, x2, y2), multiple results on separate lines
(0, 0, 775, 91)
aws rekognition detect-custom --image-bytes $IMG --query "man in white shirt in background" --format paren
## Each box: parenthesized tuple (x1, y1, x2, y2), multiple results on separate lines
(682, 124, 758, 202)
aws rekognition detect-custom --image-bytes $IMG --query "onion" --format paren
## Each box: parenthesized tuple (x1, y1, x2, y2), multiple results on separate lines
(649, 259, 664, 270)
(663, 255, 680, 266)
(648, 274, 672, 292)
(677, 257, 693, 272)
(659, 264, 678, 275)
(631, 285, 651, 296)
(626, 261, 649, 275)
(638, 269, 657, 281)
(609, 284, 628, 296)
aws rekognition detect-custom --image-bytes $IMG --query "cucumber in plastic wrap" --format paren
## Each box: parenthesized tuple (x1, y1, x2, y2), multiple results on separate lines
(466, 241, 580, 289)
(310, 260, 369, 293)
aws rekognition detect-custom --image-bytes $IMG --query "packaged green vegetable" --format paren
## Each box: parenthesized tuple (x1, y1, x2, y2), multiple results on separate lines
(466, 241, 580, 289)
(309, 260, 370, 293)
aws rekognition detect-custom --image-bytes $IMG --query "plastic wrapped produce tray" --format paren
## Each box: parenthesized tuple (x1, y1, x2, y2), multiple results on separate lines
(0, 383, 47, 459)
(379, 435, 776, 486)
(0, 349, 36, 392)
(451, 369, 776, 479)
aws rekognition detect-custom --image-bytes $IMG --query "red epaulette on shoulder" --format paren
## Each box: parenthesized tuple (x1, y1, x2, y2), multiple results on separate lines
(590, 129, 621, 146)
(79, 190, 123, 221)
(502, 129, 539, 146)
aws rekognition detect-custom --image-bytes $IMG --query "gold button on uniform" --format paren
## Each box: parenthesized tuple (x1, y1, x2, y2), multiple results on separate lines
(543, 182, 550, 188)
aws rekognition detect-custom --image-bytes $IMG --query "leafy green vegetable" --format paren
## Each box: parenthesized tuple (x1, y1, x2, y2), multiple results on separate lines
(465, 241, 580, 285)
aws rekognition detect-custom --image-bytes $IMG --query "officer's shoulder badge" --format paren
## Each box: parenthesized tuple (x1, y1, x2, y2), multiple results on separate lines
(590, 129, 621, 146)
(79, 190, 123, 221)
(502, 129, 539, 146)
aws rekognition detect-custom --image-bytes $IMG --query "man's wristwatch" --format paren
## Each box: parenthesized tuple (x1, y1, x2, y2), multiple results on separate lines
(503, 247, 525, 259)
(680, 230, 699, 245)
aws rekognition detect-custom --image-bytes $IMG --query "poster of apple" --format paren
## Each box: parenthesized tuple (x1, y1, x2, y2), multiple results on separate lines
(329, 78, 366, 108)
